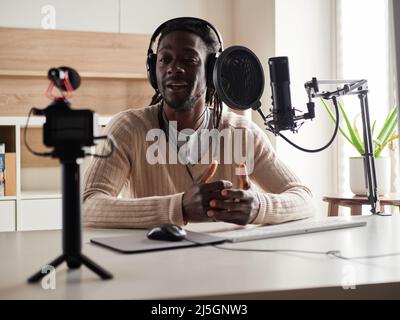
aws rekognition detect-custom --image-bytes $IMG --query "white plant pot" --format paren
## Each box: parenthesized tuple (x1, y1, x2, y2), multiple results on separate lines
(349, 157, 391, 196)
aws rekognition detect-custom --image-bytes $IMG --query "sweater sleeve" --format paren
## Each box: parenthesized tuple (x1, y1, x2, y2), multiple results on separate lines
(246, 124, 315, 224)
(82, 112, 184, 229)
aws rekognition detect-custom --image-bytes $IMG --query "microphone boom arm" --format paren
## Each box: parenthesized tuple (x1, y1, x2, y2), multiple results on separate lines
(305, 78, 380, 215)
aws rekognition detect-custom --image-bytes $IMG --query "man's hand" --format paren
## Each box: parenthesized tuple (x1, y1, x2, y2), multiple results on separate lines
(207, 163, 260, 225)
(182, 160, 232, 223)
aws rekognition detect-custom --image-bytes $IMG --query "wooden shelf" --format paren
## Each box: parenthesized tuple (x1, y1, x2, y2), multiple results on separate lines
(0, 69, 147, 80)
(21, 190, 61, 199)
(0, 27, 154, 117)
(0, 196, 17, 201)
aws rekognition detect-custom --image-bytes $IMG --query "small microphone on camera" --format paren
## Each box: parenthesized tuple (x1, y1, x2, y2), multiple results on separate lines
(48, 66, 81, 91)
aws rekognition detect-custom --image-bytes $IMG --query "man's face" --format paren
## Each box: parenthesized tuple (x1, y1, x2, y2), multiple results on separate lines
(156, 31, 208, 112)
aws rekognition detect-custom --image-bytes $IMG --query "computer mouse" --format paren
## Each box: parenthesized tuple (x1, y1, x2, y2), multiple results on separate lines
(147, 224, 187, 242)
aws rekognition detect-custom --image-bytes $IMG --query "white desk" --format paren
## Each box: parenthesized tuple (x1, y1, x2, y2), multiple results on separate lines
(1, 215, 400, 299)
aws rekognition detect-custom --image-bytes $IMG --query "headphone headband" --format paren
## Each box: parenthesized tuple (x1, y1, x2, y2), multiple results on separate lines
(147, 17, 224, 55)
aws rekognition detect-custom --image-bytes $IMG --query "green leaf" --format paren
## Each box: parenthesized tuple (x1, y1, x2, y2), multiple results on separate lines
(371, 120, 377, 150)
(376, 106, 397, 145)
(375, 133, 399, 157)
(322, 99, 398, 157)
(374, 114, 398, 157)
(384, 115, 398, 142)
(337, 100, 365, 155)
(352, 113, 364, 147)
(371, 120, 376, 138)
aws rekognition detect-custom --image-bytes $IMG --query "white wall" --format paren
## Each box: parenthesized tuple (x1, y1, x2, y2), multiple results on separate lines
(120, 0, 233, 46)
(232, 0, 275, 135)
(0, 0, 120, 32)
(275, 0, 335, 215)
(0, 0, 233, 43)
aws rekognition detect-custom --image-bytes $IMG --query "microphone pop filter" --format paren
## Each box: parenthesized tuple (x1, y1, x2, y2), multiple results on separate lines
(213, 46, 264, 110)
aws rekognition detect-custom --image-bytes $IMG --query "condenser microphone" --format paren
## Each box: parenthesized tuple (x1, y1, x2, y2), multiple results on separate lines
(48, 66, 81, 91)
(268, 57, 296, 133)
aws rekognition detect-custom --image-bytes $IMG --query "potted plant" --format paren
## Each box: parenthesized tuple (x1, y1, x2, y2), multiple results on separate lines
(322, 99, 398, 195)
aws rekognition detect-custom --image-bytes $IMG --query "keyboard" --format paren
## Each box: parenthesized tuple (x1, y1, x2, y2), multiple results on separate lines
(212, 217, 367, 243)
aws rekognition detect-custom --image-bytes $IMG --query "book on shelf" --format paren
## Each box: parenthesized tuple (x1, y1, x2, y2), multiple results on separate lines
(0, 143, 4, 196)
(0, 143, 16, 197)
(5, 153, 16, 196)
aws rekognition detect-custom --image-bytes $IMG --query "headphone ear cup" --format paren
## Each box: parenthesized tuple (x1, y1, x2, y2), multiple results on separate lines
(147, 53, 158, 90)
(206, 53, 218, 90)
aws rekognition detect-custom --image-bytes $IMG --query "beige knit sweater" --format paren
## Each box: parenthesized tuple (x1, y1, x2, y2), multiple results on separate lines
(83, 104, 315, 228)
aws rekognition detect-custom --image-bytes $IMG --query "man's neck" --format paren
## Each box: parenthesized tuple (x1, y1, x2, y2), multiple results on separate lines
(163, 101, 207, 131)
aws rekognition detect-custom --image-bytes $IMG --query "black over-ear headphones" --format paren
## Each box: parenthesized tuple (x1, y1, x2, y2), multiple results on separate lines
(146, 17, 224, 91)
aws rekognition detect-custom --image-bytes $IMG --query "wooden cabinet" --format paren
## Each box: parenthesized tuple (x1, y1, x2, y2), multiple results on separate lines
(19, 198, 62, 231)
(0, 200, 16, 232)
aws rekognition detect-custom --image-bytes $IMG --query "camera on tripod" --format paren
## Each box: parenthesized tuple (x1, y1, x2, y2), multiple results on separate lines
(26, 66, 113, 282)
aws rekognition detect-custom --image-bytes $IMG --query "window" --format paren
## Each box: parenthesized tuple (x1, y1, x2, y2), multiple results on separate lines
(336, 0, 398, 200)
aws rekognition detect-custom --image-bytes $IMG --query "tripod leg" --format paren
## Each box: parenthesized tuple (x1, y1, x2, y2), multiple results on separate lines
(80, 254, 113, 280)
(28, 254, 65, 283)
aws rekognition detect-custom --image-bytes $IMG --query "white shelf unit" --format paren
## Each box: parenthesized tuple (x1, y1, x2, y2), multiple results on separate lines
(0, 116, 111, 231)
